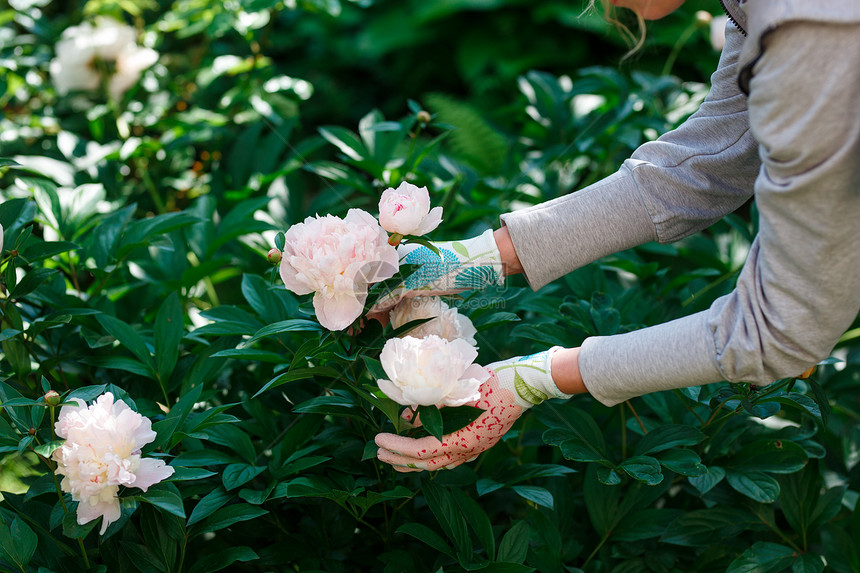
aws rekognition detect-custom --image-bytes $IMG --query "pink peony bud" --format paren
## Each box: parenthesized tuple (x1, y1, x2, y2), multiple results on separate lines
(267, 248, 282, 264)
(378, 182, 443, 237)
(44, 390, 61, 407)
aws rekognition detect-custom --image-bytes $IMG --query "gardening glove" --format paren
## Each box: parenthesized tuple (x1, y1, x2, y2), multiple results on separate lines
(375, 347, 571, 472)
(367, 229, 505, 320)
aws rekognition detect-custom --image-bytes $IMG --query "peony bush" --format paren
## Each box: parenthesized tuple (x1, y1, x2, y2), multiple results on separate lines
(1, 2, 858, 573)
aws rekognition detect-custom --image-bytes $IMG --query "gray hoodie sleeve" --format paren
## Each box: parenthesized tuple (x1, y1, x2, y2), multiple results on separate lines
(500, 24, 759, 291)
(503, 21, 860, 406)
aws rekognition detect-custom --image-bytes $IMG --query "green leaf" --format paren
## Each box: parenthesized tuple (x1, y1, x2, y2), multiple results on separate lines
(726, 542, 795, 573)
(729, 440, 808, 474)
(8, 267, 57, 299)
(2, 517, 37, 568)
(362, 355, 388, 381)
(451, 489, 495, 561)
(222, 463, 266, 491)
(210, 348, 286, 363)
(497, 520, 530, 563)
(537, 403, 607, 454)
(62, 508, 98, 539)
(117, 211, 202, 258)
(155, 292, 183, 383)
(473, 312, 520, 332)
(726, 470, 780, 503)
(418, 405, 444, 443)
(511, 485, 553, 509)
(688, 466, 726, 495)
(555, 434, 609, 463)
(82, 356, 153, 377)
(187, 546, 259, 573)
(149, 384, 203, 452)
(440, 405, 484, 435)
(618, 456, 664, 485)
(252, 365, 341, 398)
(89, 205, 134, 267)
(172, 450, 238, 467)
(19, 240, 78, 263)
(194, 504, 268, 536)
(422, 480, 471, 563)
(806, 378, 831, 426)
(792, 553, 825, 573)
(613, 508, 683, 542)
(319, 126, 368, 161)
(95, 314, 156, 376)
(122, 542, 168, 573)
(187, 487, 232, 526)
(241, 273, 290, 322)
(596, 466, 622, 485)
(633, 424, 706, 456)
(396, 523, 454, 558)
(655, 449, 707, 477)
(241, 319, 323, 347)
(138, 488, 186, 519)
(303, 161, 372, 192)
(661, 507, 752, 547)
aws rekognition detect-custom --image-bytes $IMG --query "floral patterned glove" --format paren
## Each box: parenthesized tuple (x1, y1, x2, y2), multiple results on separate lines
(375, 347, 570, 472)
(368, 229, 505, 318)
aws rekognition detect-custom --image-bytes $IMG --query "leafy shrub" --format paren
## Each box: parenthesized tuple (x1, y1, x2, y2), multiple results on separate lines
(1, 1, 858, 572)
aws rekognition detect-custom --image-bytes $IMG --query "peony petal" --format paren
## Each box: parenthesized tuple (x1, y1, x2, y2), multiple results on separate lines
(344, 208, 379, 228)
(403, 386, 445, 408)
(461, 364, 492, 385)
(415, 206, 443, 236)
(76, 495, 122, 536)
(132, 458, 175, 491)
(377, 378, 407, 405)
(313, 290, 365, 331)
(280, 257, 315, 295)
(395, 181, 430, 214)
(55, 398, 87, 438)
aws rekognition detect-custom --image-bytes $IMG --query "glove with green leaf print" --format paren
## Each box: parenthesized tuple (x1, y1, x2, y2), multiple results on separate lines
(368, 229, 505, 318)
(375, 347, 572, 472)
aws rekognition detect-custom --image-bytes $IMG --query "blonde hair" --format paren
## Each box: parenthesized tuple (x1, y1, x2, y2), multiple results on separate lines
(586, 0, 647, 59)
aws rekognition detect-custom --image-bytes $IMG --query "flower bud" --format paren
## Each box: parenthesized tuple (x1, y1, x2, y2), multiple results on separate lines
(388, 233, 403, 247)
(45, 390, 61, 407)
(10, 249, 18, 258)
(28, 427, 36, 436)
(695, 10, 712, 27)
(266, 248, 282, 264)
(416, 110, 431, 124)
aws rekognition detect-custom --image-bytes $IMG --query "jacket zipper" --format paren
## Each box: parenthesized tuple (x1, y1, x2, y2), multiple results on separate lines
(719, 0, 748, 36)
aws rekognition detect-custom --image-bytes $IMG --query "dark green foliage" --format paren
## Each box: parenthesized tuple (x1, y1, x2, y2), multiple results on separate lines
(1, 0, 857, 572)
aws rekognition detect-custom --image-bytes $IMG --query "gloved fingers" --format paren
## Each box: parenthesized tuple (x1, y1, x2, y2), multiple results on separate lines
(377, 447, 471, 472)
(392, 464, 425, 473)
(375, 429, 485, 460)
(375, 432, 446, 460)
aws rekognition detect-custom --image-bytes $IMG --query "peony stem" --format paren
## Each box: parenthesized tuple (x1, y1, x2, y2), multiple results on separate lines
(625, 401, 647, 434)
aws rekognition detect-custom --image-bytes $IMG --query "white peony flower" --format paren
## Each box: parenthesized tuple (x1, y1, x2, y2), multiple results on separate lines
(52, 392, 174, 535)
(50, 19, 158, 100)
(710, 15, 729, 51)
(377, 335, 490, 408)
(279, 209, 399, 331)
(378, 182, 443, 237)
(390, 296, 477, 346)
